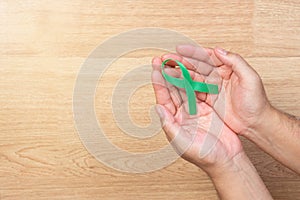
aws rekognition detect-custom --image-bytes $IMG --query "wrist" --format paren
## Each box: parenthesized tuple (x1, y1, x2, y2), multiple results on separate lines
(206, 151, 251, 179)
(243, 103, 278, 142)
(206, 152, 272, 200)
(243, 105, 300, 173)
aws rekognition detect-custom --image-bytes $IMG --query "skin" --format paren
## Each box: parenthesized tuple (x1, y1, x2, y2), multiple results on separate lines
(152, 57, 243, 172)
(152, 45, 300, 199)
(172, 45, 300, 174)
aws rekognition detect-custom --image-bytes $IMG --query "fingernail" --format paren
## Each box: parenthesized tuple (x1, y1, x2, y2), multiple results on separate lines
(216, 47, 227, 56)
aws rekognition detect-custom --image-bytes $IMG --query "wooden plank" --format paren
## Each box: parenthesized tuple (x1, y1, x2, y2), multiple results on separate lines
(0, 0, 299, 199)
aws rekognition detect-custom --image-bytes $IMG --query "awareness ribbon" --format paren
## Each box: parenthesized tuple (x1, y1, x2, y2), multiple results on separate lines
(161, 59, 219, 115)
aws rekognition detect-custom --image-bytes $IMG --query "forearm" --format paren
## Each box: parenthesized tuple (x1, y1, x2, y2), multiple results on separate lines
(208, 152, 272, 200)
(245, 105, 300, 173)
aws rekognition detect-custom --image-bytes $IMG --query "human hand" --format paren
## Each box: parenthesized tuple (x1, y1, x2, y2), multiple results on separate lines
(164, 45, 271, 136)
(152, 49, 274, 199)
(167, 45, 300, 175)
(151, 56, 243, 174)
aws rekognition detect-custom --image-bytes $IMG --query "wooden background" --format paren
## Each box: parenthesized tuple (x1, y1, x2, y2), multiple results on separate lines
(0, 0, 299, 199)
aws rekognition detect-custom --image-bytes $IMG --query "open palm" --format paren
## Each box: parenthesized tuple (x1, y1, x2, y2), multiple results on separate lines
(151, 56, 243, 171)
(163, 45, 270, 136)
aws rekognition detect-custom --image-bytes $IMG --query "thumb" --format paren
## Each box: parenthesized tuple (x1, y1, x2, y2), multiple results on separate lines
(214, 47, 258, 81)
(155, 104, 179, 141)
(155, 104, 166, 126)
(155, 105, 193, 155)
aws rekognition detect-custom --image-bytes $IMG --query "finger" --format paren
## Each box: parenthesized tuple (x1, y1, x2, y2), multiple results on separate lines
(164, 66, 207, 102)
(176, 44, 223, 67)
(161, 67, 184, 109)
(196, 91, 207, 102)
(178, 88, 190, 113)
(164, 67, 206, 82)
(152, 57, 176, 115)
(164, 67, 189, 113)
(161, 53, 195, 69)
(168, 82, 183, 110)
(214, 47, 260, 82)
(156, 104, 196, 156)
(152, 56, 162, 71)
(152, 57, 184, 114)
(215, 64, 233, 80)
(182, 56, 214, 76)
(162, 53, 215, 76)
(204, 70, 223, 107)
(155, 104, 180, 141)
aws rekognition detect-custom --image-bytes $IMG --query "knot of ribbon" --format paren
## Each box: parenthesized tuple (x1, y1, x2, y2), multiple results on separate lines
(161, 59, 219, 115)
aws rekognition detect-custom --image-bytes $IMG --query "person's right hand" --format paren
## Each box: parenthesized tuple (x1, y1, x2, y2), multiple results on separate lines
(155, 48, 274, 199)
(164, 45, 271, 136)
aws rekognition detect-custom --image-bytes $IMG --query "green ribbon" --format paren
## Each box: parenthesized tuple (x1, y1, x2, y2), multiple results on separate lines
(161, 59, 219, 115)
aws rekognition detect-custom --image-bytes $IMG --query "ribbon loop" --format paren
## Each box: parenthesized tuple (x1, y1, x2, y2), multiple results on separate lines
(161, 59, 219, 115)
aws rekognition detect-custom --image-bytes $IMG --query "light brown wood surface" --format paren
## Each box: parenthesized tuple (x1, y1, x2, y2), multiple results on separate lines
(0, 0, 299, 199)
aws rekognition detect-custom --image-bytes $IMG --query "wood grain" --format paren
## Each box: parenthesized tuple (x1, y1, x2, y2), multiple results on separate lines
(0, 0, 299, 199)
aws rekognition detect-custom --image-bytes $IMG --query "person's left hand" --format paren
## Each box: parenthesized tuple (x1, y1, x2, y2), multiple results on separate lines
(151, 56, 243, 174)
